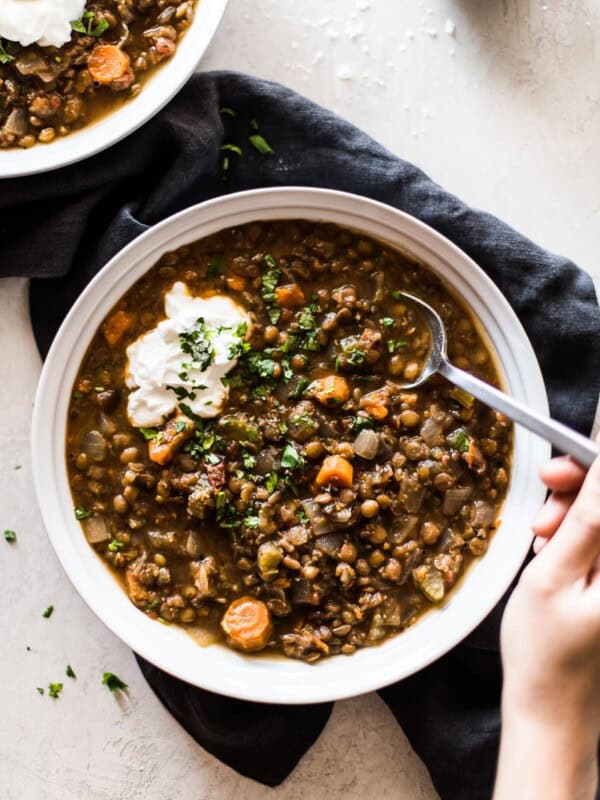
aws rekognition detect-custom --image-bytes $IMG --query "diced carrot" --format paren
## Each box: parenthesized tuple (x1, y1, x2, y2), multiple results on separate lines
(148, 417, 194, 466)
(102, 309, 133, 348)
(88, 45, 131, 85)
(315, 455, 354, 489)
(226, 275, 248, 292)
(275, 283, 305, 308)
(307, 375, 350, 407)
(221, 596, 273, 652)
(359, 388, 389, 420)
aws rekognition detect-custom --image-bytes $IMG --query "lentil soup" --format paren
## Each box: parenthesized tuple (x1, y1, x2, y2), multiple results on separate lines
(66, 220, 512, 662)
(0, 0, 196, 148)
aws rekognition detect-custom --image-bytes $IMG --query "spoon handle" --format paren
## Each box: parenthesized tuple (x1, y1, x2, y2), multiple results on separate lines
(438, 360, 599, 468)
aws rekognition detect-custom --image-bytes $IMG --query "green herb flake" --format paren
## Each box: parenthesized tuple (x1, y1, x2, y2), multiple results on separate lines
(36, 687, 44, 695)
(244, 515, 259, 528)
(66, 665, 76, 679)
(281, 443, 305, 470)
(3, 530, 16, 543)
(0, 39, 15, 64)
(139, 427, 158, 440)
(391, 290, 403, 300)
(250, 118, 259, 130)
(221, 143, 243, 156)
(102, 672, 128, 692)
(265, 472, 279, 493)
(220, 107, 236, 117)
(206, 256, 221, 279)
(249, 134, 275, 155)
(107, 539, 125, 552)
(450, 430, 471, 453)
(242, 451, 257, 470)
(70, 11, 109, 36)
(72, 390, 84, 400)
(381, 317, 394, 327)
(175, 420, 187, 434)
(48, 682, 63, 699)
(75, 506, 91, 520)
(42, 605, 54, 619)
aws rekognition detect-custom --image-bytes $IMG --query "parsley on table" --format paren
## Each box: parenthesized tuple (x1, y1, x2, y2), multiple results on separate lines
(42, 605, 54, 619)
(281, 443, 304, 470)
(249, 134, 275, 155)
(102, 672, 128, 692)
(3, 530, 16, 543)
(70, 11, 109, 36)
(48, 682, 63, 699)
(75, 507, 91, 520)
(36, 687, 44, 695)
(66, 665, 76, 679)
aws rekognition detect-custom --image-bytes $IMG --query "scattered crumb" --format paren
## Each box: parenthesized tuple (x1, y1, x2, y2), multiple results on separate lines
(336, 64, 354, 81)
(424, 27, 438, 37)
(445, 19, 456, 36)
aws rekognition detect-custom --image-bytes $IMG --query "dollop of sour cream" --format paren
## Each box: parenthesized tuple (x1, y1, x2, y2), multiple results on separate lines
(126, 282, 250, 428)
(0, 0, 86, 48)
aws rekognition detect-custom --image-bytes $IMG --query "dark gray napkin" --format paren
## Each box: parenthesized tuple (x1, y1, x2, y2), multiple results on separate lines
(4, 71, 599, 799)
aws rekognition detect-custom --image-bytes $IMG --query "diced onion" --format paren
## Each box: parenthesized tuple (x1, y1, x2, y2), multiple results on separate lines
(442, 486, 473, 516)
(301, 499, 333, 536)
(353, 428, 379, 459)
(83, 515, 110, 543)
(80, 430, 108, 462)
(470, 499, 496, 528)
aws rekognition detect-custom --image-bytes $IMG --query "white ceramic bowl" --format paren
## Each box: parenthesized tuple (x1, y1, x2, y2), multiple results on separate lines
(0, 0, 228, 179)
(32, 188, 551, 704)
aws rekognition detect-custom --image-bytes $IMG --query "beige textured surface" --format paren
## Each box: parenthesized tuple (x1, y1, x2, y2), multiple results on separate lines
(2, 1, 600, 797)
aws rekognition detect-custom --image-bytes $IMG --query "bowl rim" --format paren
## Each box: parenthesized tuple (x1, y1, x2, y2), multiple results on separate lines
(0, 0, 229, 179)
(31, 187, 551, 704)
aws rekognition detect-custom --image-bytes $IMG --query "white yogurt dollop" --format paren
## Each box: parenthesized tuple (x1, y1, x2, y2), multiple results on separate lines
(126, 282, 250, 428)
(0, 0, 86, 48)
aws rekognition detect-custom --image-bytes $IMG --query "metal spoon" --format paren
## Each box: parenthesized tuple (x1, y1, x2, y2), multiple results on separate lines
(398, 292, 599, 468)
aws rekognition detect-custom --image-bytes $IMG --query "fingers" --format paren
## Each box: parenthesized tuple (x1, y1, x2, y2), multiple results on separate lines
(540, 454, 600, 579)
(532, 491, 577, 538)
(540, 457, 587, 493)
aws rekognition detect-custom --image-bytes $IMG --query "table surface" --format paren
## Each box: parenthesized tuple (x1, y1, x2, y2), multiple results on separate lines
(3, 2, 600, 798)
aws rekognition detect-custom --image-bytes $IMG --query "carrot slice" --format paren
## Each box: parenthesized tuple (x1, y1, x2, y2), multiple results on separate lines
(148, 417, 194, 465)
(226, 275, 248, 292)
(102, 309, 133, 347)
(88, 45, 131, 85)
(307, 375, 350, 407)
(359, 388, 389, 420)
(221, 596, 273, 652)
(275, 283, 305, 308)
(315, 455, 354, 489)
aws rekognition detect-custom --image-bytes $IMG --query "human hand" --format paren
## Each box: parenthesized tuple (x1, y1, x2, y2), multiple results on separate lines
(493, 450, 600, 800)
(500, 452, 600, 731)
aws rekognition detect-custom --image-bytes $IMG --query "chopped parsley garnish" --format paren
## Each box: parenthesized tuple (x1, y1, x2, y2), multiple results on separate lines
(261, 266, 280, 304)
(221, 143, 243, 156)
(352, 415, 375, 434)
(139, 427, 158, 440)
(242, 451, 257, 469)
(207, 256, 221, 278)
(381, 317, 394, 327)
(391, 290, 403, 300)
(220, 107, 236, 117)
(48, 682, 63, 699)
(72, 390, 84, 400)
(0, 39, 14, 64)
(250, 118, 259, 130)
(265, 473, 279, 493)
(244, 515, 259, 528)
(71, 11, 109, 36)
(75, 507, 91, 520)
(449, 429, 471, 453)
(249, 134, 275, 155)
(179, 317, 215, 372)
(66, 665, 76, 679)
(42, 605, 54, 619)
(3, 530, 16, 543)
(281, 443, 305, 470)
(264, 254, 277, 268)
(175, 420, 187, 433)
(387, 340, 408, 353)
(346, 347, 367, 366)
(107, 539, 125, 552)
(268, 307, 281, 324)
(102, 672, 128, 692)
(245, 352, 277, 378)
